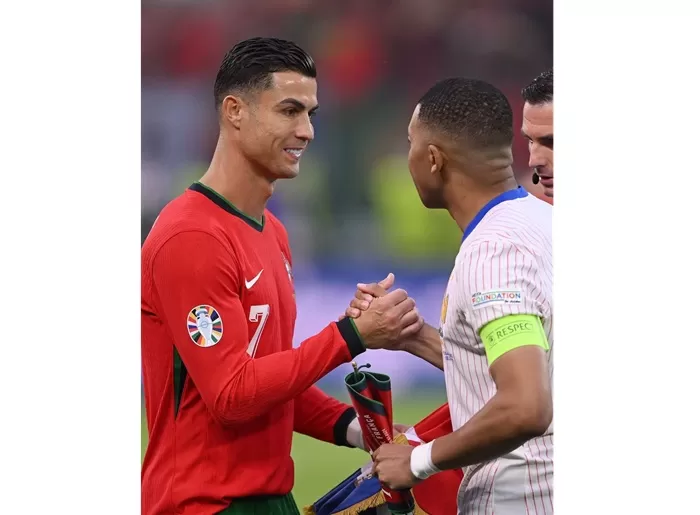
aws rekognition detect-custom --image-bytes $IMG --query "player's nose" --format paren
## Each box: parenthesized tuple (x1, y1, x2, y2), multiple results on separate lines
(295, 115, 314, 142)
(528, 148, 545, 169)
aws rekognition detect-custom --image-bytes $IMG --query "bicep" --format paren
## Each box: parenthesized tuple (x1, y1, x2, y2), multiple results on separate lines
(489, 345, 549, 391)
(481, 315, 551, 420)
(488, 344, 551, 431)
(152, 232, 252, 407)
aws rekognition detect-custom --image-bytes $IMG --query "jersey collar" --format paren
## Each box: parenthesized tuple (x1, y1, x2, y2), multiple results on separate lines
(462, 186, 528, 242)
(189, 182, 265, 232)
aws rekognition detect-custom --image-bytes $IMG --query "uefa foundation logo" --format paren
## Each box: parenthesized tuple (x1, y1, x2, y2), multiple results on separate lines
(187, 305, 223, 347)
(471, 289, 522, 310)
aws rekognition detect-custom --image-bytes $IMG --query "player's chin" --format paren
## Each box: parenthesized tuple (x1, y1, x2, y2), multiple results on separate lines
(276, 163, 300, 179)
(411, 179, 442, 209)
(417, 189, 443, 209)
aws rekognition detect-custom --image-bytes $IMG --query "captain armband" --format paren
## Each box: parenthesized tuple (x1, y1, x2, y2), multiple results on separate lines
(479, 314, 549, 366)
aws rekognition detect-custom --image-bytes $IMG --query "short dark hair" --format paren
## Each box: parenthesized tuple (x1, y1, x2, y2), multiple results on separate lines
(417, 78, 513, 148)
(214, 37, 316, 108)
(521, 69, 553, 105)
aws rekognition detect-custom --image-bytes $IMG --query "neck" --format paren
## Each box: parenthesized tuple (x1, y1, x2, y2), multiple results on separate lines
(445, 171, 519, 233)
(198, 134, 273, 223)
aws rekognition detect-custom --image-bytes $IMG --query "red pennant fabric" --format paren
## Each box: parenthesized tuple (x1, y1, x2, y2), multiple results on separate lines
(345, 366, 416, 514)
(403, 403, 463, 515)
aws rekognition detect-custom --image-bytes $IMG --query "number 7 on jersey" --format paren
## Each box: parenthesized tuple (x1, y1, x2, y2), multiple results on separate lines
(246, 304, 270, 358)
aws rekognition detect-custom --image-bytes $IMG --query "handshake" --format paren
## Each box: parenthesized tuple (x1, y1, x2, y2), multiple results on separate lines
(340, 273, 425, 351)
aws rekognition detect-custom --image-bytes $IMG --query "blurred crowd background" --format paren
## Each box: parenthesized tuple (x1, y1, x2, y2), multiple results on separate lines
(141, 0, 552, 391)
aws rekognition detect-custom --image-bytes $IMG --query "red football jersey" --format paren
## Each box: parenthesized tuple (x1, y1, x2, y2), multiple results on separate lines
(141, 182, 363, 515)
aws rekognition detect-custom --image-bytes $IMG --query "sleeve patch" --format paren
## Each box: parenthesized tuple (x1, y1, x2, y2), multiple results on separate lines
(187, 304, 223, 347)
(479, 314, 548, 365)
(471, 289, 522, 310)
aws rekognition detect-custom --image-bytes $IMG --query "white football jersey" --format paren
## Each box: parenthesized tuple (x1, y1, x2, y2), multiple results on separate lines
(439, 187, 553, 515)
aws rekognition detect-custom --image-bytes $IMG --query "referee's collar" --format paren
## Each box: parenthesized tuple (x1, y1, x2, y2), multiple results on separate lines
(462, 186, 528, 242)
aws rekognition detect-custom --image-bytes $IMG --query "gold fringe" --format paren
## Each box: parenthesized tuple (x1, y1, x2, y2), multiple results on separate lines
(302, 433, 433, 515)
(304, 488, 431, 515)
(333, 491, 386, 515)
(302, 490, 385, 515)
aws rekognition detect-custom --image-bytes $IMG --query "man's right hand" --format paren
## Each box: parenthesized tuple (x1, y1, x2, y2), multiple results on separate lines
(350, 285, 422, 350)
(343, 274, 424, 351)
(343, 273, 395, 319)
(344, 275, 443, 369)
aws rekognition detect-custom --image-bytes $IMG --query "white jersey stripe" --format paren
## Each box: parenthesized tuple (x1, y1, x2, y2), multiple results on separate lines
(472, 463, 494, 511)
(545, 436, 555, 511)
(524, 454, 538, 514)
(485, 461, 500, 514)
(532, 439, 549, 502)
(541, 443, 554, 512)
(462, 249, 487, 409)
(537, 438, 553, 499)
(529, 440, 547, 514)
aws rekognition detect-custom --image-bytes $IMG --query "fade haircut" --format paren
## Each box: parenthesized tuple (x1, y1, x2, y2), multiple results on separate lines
(214, 37, 316, 109)
(521, 69, 553, 105)
(417, 78, 514, 149)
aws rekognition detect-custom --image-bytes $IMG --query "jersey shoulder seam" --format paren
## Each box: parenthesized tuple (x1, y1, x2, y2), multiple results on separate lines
(461, 235, 537, 261)
(147, 229, 238, 280)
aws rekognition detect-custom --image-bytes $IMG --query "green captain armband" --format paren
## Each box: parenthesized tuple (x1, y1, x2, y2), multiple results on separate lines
(479, 314, 549, 366)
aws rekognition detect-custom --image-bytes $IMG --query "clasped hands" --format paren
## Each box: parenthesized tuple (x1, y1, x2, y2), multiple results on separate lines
(340, 273, 425, 351)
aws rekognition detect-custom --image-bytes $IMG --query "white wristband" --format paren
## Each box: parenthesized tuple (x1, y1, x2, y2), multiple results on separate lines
(410, 441, 441, 480)
(346, 417, 366, 450)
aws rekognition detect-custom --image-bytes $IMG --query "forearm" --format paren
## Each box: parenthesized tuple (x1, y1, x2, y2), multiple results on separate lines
(403, 324, 444, 370)
(213, 319, 363, 425)
(430, 393, 548, 470)
(294, 385, 357, 446)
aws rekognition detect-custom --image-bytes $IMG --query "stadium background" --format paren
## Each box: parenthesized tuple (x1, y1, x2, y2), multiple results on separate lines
(141, 0, 552, 508)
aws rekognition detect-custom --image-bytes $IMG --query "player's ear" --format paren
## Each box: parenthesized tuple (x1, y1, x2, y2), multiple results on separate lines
(428, 144, 444, 176)
(221, 95, 245, 130)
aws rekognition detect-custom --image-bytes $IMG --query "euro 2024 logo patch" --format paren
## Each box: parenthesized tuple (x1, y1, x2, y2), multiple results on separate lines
(187, 305, 223, 347)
